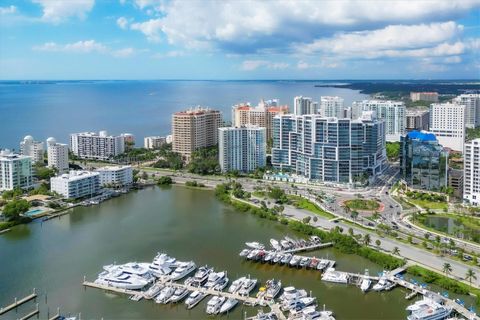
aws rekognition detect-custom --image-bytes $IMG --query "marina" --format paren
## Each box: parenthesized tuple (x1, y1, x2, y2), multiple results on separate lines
(1, 186, 477, 319)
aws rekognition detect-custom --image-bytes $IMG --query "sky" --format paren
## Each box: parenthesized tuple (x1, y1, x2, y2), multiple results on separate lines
(0, 0, 479, 80)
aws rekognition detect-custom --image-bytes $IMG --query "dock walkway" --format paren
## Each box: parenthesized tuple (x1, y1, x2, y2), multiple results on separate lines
(0, 289, 37, 315)
(282, 242, 333, 254)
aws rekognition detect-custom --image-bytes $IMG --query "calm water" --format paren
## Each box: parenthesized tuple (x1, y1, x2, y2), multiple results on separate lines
(0, 81, 367, 149)
(0, 186, 410, 319)
(425, 216, 480, 243)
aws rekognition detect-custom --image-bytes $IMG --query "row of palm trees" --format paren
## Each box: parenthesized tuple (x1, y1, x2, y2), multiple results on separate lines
(442, 262, 477, 285)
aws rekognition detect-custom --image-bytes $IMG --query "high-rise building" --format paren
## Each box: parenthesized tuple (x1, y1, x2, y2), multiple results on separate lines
(448, 168, 463, 199)
(464, 139, 480, 206)
(144, 136, 166, 149)
(50, 170, 100, 199)
(46, 137, 69, 173)
(218, 126, 266, 173)
(429, 102, 465, 152)
(351, 100, 405, 141)
(0, 150, 33, 191)
(272, 112, 386, 183)
(20, 135, 44, 163)
(172, 107, 222, 162)
(231, 99, 288, 139)
(410, 92, 439, 102)
(70, 131, 125, 160)
(293, 96, 315, 115)
(406, 109, 430, 131)
(400, 131, 448, 191)
(96, 165, 133, 187)
(454, 94, 480, 128)
(320, 96, 345, 118)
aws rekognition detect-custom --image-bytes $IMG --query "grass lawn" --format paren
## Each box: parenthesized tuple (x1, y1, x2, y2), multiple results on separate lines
(288, 195, 335, 219)
(408, 198, 448, 210)
(392, 196, 415, 209)
(344, 199, 380, 211)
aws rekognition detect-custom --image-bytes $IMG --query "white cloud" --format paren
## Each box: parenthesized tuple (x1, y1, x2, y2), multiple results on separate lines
(130, 19, 163, 42)
(298, 22, 463, 56)
(0, 5, 17, 14)
(444, 56, 462, 64)
(116, 16, 129, 29)
(128, 0, 479, 52)
(152, 50, 185, 58)
(33, 40, 139, 58)
(32, 0, 94, 24)
(241, 60, 289, 71)
(296, 59, 340, 70)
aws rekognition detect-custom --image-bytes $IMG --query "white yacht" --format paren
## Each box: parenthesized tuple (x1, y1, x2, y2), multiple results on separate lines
(406, 296, 453, 320)
(185, 290, 208, 309)
(264, 251, 275, 263)
(144, 283, 163, 299)
(265, 279, 282, 300)
(167, 287, 190, 303)
(170, 261, 196, 281)
(154, 286, 175, 304)
(372, 277, 391, 291)
(281, 239, 292, 249)
(214, 275, 229, 290)
(238, 277, 257, 296)
(360, 270, 371, 292)
(228, 277, 246, 293)
(246, 242, 265, 250)
(205, 271, 227, 289)
(247, 249, 260, 260)
(281, 253, 292, 264)
(191, 265, 213, 286)
(302, 307, 336, 320)
(273, 253, 284, 264)
(239, 249, 251, 257)
(103, 262, 154, 281)
(254, 311, 278, 320)
(270, 239, 282, 251)
(219, 298, 238, 314)
(280, 286, 307, 302)
(321, 268, 349, 284)
(149, 253, 176, 277)
(289, 255, 302, 267)
(95, 270, 150, 290)
(206, 295, 226, 315)
(317, 260, 329, 271)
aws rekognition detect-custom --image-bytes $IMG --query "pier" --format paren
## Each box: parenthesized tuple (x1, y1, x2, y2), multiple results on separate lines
(0, 288, 37, 315)
(281, 242, 333, 254)
(18, 304, 39, 320)
(83, 278, 288, 319)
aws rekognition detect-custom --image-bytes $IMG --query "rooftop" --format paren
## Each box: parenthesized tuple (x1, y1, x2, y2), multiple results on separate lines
(53, 170, 99, 182)
(407, 130, 437, 142)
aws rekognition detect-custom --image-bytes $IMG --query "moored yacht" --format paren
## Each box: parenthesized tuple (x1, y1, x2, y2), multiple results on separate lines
(205, 271, 227, 289)
(246, 242, 265, 250)
(289, 255, 302, 267)
(95, 270, 150, 290)
(239, 249, 251, 257)
(265, 279, 282, 300)
(273, 253, 284, 264)
(279, 286, 307, 302)
(206, 295, 226, 315)
(360, 269, 371, 292)
(103, 262, 154, 281)
(228, 277, 246, 293)
(144, 283, 163, 299)
(149, 253, 176, 277)
(299, 257, 311, 268)
(406, 296, 453, 320)
(264, 251, 275, 263)
(185, 290, 208, 309)
(154, 286, 175, 304)
(321, 268, 348, 284)
(167, 287, 190, 303)
(247, 249, 260, 260)
(238, 277, 257, 296)
(170, 261, 196, 281)
(372, 277, 391, 291)
(281, 239, 292, 249)
(270, 239, 282, 251)
(191, 265, 213, 286)
(219, 298, 238, 314)
(281, 253, 292, 264)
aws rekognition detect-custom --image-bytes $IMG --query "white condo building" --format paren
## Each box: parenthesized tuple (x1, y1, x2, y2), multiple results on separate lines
(454, 94, 480, 129)
(294, 96, 315, 115)
(351, 100, 405, 141)
(320, 96, 345, 118)
(20, 135, 44, 163)
(70, 131, 125, 160)
(429, 102, 465, 152)
(218, 126, 266, 173)
(464, 139, 480, 206)
(0, 150, 33, 191)
(46, 137, 69, 173)
(144, 136, 166, 149)
(96, 165, 133, 187)
(50, 171, 100, 199)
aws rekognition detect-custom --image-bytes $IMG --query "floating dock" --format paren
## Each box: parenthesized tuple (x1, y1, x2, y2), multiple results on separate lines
(0, 288, 37, 315)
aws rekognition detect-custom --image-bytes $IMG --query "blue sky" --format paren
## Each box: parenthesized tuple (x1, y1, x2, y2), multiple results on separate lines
(0, 0, 479, 80)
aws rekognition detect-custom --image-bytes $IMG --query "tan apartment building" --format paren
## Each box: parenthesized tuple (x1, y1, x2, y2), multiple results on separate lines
(232, 99, 289, 140)
(172, 107, 222, 162)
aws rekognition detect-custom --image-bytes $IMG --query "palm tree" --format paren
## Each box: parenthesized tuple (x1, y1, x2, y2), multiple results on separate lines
(375, 239, 381, 248)
(363, 234, 371, 246)
(465, 269, 477, 285)
(392, 247, 400, 256)
(442, 263, 452, 276)
(348, 228, 354, 237)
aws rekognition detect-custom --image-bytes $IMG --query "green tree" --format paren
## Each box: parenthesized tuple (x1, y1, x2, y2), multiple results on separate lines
(386, 142, 400, 161)
(392, 247, 400, 255)
(465, 269, 477, 285)
(157, 176, 173, 185)
(442, 263, 452, 276)
(363, 233, 371, 246)
(348, 228, 354, 237)
(350, 210, 359, 220)
(312, 216, 318, 223)
(2, 199, 30, 221)
(375, 239, 381, 248)
(303, 216, 312, 224)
